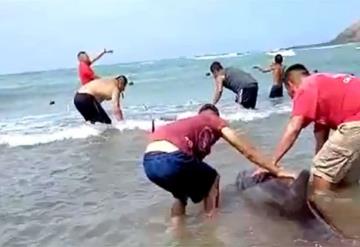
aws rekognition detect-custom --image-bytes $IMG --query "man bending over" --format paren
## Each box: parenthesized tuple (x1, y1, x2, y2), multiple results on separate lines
(273, 64, 360, 194)
(74, 76, 127, 124)
(143, 104, 293, 228)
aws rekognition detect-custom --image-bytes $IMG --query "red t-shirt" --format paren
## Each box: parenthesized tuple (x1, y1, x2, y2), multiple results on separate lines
(78, 61, 95, 85)
(292, 73, 360, 129)
(151, 113, 228, 160)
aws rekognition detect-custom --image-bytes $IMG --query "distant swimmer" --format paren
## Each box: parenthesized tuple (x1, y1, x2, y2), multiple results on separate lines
(143, 104, 293, 228)
(273, 64, 360, 194)
(77, 49, 113, 85)
(210, 62, 259, 109)
(74, 76, 127, 124)
(253, 54, 285, 98)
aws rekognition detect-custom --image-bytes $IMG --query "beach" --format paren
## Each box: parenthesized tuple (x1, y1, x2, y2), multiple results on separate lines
(1, 43, 360, 246)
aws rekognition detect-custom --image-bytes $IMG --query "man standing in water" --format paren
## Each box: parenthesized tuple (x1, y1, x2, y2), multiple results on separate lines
(74, 75, 127, 124)
(273, 64, 360, 194)
(77, 49, 113, 85)
(143, 104, 293, 228)
(210, 62, 259, 109)
(253, 54, 285, 98)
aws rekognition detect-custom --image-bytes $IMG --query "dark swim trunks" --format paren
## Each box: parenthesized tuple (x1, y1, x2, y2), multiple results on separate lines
(143, 151, 218, 205)
(236, 83, 258, 109)
(269, 84, 283, 98)
(74, 92, 111, 124)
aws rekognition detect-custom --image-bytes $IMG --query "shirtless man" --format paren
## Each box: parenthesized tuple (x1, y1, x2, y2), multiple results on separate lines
(74, 76, 127, 124)
(253, 54, 284, 98)
(143, 104, 293, 228)
(77, 49, 113, 85)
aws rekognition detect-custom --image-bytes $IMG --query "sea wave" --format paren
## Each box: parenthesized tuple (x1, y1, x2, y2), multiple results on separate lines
(267, 49, 296, 57)
(0, 124, 106, 147)
(191, 52, 243, 60)
(0, 103, 291, 148)
(225, 104, 291, 121)
(297, 44, 348, 51)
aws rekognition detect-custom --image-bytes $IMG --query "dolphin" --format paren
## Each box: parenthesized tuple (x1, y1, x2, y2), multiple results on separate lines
(234, 169, 343, 242)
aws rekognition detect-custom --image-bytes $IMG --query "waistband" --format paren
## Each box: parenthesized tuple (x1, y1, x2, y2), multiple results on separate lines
(75, 92, 92, 97)
(244, 82, 258, 89)
(143, 150, 185, 159)
(74, 92, 97, 101)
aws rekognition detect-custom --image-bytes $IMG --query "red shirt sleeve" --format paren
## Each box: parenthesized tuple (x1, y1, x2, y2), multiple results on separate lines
(292, 81, 318, 127)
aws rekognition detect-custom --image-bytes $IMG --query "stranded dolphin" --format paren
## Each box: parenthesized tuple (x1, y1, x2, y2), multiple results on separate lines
(235, 169, 342, 242)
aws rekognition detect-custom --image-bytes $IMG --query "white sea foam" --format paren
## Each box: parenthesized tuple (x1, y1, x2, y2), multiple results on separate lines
(297, 43, 349, 51)
(113, 119, 169, 131)
(356, 47, 360, 50)
(191, 52, 243, 60)
(0, 104, 291, 147)
(0, 124, 106, 147)
(224, 104, 291, 122)
(138, 61, 155, 66)
(267, 49, 296, 57)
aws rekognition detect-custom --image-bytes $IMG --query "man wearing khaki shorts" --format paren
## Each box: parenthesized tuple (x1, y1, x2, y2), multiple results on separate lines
(271, 64, 360, 193)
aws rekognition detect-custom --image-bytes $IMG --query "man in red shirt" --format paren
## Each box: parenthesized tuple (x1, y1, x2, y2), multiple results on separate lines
(143, 104, 293, 228)
(273, 64, 360, 194)
(77, 49, 113, 85)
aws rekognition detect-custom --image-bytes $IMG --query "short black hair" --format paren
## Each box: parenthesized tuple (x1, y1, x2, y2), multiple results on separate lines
(77, 51, 87, 58)
(116, 75, 128, 86)
(283, 64, 310, 85)
(274, 54, 283, 64)
(210, 61, 223, 73)
(198, 103, 220, 116)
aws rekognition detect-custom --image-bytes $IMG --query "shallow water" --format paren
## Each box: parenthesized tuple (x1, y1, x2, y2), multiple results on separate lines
(2, 44, 360, 246)
(2, 114, 360, 246)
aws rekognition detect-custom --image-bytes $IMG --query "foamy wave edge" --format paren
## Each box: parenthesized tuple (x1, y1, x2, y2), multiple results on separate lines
(0, 125, 106, 147)
(190, 52, 244, 60)
(267, 49, 296, 57)
(0, 106, 291, 147)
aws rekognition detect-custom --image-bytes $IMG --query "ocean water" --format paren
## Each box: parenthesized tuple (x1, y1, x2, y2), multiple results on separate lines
(1, 43, 360, 246)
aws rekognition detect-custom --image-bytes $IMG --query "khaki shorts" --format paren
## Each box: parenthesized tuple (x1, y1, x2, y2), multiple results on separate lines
(312, 121, 360, 184)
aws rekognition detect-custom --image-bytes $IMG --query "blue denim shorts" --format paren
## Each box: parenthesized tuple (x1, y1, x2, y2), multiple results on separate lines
(143, 151, 218, 205)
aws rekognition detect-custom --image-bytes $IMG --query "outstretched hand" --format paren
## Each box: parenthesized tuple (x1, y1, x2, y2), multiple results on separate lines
(104, 48, 114, 54)
(251, 168, 268, 177)
(251, 166, 296, 179)
(276, 169, 297, 179)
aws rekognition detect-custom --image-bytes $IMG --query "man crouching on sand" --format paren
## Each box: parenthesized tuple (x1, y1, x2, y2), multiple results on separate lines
(74, 76, 127, 124)
(142, 104, 294, 228)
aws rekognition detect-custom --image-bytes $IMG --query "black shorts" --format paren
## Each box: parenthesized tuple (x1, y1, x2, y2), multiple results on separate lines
(143, 151, 218, 205)
(269, 84, 283, 98)
(236, 83, 258, 109)
(74, 92, 111, 124)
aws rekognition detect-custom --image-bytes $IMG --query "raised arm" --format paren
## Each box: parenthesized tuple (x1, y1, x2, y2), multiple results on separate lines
(90, 48, 113, 65)
(273, 116, 304, 165)
(212, 75, 224, 105)
(112, 88, 123, 121)
(221, 127, 280, 175)
(253, 65, 273, 73)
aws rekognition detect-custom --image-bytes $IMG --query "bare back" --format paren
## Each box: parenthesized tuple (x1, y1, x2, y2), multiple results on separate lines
(272, 64, 284, 86)
(78, 78, 119, 102)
